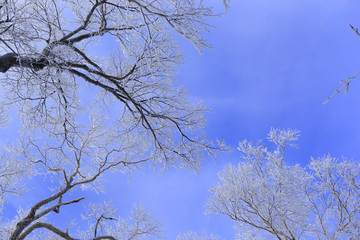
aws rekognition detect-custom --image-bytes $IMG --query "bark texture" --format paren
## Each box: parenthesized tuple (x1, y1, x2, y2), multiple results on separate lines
(0, 52, 17, 73)
(0, 53, 49, 73)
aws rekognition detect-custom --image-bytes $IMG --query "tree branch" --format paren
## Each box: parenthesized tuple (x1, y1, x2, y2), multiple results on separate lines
(17, 222, 79, 240)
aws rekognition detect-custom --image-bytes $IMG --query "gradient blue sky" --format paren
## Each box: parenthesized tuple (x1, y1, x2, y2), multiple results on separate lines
(131, 0, 360, 238)
(2, 0, 360, 239)
(107, 1, 360, 238)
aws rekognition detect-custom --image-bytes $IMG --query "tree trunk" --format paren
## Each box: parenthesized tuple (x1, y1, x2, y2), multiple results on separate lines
(0, 52, 17, 73)
(0, 53, 48, 73)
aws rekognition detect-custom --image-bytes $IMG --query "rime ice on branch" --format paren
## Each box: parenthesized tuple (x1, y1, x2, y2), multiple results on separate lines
(0, 0, 229, 239)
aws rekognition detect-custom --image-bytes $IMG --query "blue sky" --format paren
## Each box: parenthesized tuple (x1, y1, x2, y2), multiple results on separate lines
(104, 0, 360, 238)
(126, 0, 360, 238)
(2, 0, 360, 239)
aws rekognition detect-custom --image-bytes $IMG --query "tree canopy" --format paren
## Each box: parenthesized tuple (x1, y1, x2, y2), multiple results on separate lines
(207, 129, 360, 240)
(0, 0, 228, 239)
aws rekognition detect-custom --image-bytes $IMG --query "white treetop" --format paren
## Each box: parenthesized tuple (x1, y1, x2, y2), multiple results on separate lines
(207, 129, 360, 240)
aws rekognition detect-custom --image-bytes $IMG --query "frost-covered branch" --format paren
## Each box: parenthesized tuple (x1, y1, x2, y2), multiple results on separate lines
(0, 0, 229, 239)
(324, 24, 360, 103)
(14, 204, 162, 240)
(0, 0, 227, 169)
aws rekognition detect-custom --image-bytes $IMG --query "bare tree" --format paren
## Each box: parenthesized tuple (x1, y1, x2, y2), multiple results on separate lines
(0, 0, 228, 239)
(207, 129, 360, 240)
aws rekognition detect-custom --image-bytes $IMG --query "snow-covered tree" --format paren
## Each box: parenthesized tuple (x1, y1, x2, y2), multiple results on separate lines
(0, 0, 228, 239)
(207, 129, 360, 240)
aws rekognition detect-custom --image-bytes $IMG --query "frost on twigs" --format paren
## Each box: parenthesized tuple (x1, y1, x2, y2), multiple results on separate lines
(324, 70, 360, 104)
(324, 24, 360, 104)
(267, 128, 300, 148)
(0, 0, 227, 239)
(0, 106, 9, 128)
(0, 145, 33, 210)
(0, 0, 225, 170)
(223, 0, 230, 12)
(80, 202, 162, 239)
(207, 128, 360, 240)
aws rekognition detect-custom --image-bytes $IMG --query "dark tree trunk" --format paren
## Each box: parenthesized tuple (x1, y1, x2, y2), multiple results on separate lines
(0, 52, 48, 73)
(0, 52, 17, 73)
